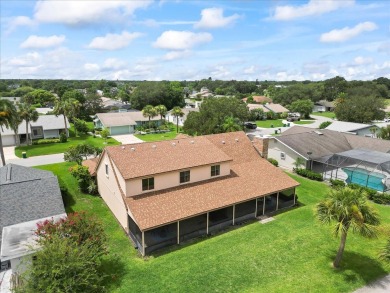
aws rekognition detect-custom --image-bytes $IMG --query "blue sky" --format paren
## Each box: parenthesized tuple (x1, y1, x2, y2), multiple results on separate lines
(1, 0, 389, 81)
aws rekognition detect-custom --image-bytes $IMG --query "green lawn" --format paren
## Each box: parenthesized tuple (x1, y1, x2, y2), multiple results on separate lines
(135, 131, 178, 142)
(15, 133, 120, 158)
(36, 162, 390, 293)
(294, 120, 315, 125)
(255, 119, 284, 128)
(312, 112, 336, 119)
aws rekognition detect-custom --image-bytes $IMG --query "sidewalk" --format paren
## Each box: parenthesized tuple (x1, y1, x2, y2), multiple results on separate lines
(354, 274, 390, 293)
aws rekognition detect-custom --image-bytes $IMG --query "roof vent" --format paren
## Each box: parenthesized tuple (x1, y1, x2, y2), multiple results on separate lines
(172, 142, 176, 146)
(190, 140, 194, 144)
(314, 131, 323, 135)
(235, 138, 239, 142)
(152, 145, 156, 149)
(6, 165, 12, 182)
(131, 147, 135, 151)
(222, 141, 225, 144)
(121, 146, 125, 150)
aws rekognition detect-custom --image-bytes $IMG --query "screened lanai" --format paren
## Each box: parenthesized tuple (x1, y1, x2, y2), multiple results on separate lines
(316, 148, 390, 192)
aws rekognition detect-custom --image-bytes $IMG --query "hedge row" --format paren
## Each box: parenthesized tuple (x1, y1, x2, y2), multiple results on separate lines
(32, 138, 60, 145)
(294, 168, 323, 181)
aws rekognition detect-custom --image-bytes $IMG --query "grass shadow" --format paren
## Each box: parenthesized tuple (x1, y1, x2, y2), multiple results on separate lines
(100, 254, 128, 291)
(327, 250, 388, 286)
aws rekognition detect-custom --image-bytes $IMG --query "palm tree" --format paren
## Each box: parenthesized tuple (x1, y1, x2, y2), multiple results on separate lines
(222, 116, 241, 133)
(53, 98, 80, 137)
(171, 106, 184, 133)
(379, 236, 390, 262)
(0, 99, 17, 165)
(142, 105, 157, 129)
(10, 115, 22, 146)
(18, 103, 39, 145)
(155, 105, 167, 122)
(316, 187, 380, 268)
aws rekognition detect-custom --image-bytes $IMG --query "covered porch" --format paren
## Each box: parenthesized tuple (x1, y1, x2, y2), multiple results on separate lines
(128, 188, 297, 255)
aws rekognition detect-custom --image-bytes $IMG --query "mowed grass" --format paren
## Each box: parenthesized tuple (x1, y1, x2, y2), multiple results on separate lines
(312, 111, 336, 119)
(135, 131, 178, 142)
(15, 124, 120, 157)
(294, 120, 315, 125)
(255, 119, 284, 128)
(36, 162, 390, 293)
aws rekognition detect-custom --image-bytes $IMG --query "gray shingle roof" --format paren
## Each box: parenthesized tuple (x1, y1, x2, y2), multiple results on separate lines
(277, 126, 390, 159)
(96, 111, 161, 127)
(0, 164, 66, 260)
(325, 121, 374, 132)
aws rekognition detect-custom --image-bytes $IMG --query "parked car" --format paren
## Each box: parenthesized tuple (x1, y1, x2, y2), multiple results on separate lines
(287, 116, 300, 122)
(244, 122, 257, 129)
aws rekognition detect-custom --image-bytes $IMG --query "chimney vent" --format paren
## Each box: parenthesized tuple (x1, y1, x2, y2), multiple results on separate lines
(131, 147, 135, 151)
(172, 142, 176, 146)
(222, 141, 225, 144)
(235, 138, 239, 142)
(152, 145, 156, 149)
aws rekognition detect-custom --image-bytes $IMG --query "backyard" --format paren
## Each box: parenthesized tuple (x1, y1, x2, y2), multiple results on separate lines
(135, 131, 179, 142)
(255, 119, 284, 128)
(37, 162, 390, 293)
(312, 111, 336, 119)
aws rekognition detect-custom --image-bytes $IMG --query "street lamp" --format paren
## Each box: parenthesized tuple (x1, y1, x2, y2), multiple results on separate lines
(307, 151, 313, 170)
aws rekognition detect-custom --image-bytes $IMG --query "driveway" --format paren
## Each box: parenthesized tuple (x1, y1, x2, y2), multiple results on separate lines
(354, 274, 390, 293)
(302, 114, 334, 128)
(3, 146, 17, 160)
(6, 153, 65, 167)
(111, 134, 144, 144)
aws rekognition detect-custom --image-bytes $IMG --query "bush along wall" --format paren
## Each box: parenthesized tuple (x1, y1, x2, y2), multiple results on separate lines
(294, 168, 323, 181)
(348, 183, 390, 205)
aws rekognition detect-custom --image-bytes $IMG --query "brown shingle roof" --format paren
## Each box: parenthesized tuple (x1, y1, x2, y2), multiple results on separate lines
(264, 103, 289, 113)
(106, 136, 233, 180)
(242, 96, 272, 103)
(82, 158, 99, 176)
(124, 132, 299, 230)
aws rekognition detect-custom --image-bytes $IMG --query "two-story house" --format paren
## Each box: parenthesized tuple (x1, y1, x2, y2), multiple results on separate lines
(95, 131, 299, 255)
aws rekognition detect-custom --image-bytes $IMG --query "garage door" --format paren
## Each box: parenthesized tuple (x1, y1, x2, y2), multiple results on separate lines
(2, 135, 16, 146)
(110, 126, 131, 135)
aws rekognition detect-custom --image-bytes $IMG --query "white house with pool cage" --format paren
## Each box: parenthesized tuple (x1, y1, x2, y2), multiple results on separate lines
(93, 131, 299, 255)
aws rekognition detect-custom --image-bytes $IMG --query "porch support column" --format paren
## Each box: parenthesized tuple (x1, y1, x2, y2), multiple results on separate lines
(255, 198, 258, 217)
(276, 192, 279, 211)
(177, 221, 180, 244)
(232, 205, 236, 225)
(263, 196, 266, 215)
(206, 212, 209, 235)
(293, 188, 296, 205)
(142, 231, 145, 256)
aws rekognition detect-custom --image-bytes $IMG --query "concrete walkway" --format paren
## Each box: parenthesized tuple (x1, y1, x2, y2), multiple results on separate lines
(5, 153, 65, 167)
(111, 134, 144, 144)
(354, 275, 390, 293)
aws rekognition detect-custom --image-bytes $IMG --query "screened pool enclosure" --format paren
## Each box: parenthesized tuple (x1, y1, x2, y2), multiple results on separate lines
(314, 149, 390, 192)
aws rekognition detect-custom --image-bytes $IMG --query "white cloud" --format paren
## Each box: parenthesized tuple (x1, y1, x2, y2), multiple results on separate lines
(153, 30, 212, 50)
(20, 35, 66, 49)
(163, 50, 192, 60)
(243, 65, 256, 74)
(320, 22, 377, 42)
(378, 41, 390, 55)
(6, 16, 37, 34)
(84, 63, 100, 71)
(87, 31, 142, 50)
(8, 52, 41, 66)
(272, 0, 354, 21)
(194, 8, 240, 29)
(354, 56, 373, 65)
(102, 58, 127, 70)
(33, 0, 152, 25)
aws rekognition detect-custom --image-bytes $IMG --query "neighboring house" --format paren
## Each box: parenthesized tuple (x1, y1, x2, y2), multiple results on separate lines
(93, 131, 299, 255)
(0, 115, 70, 146)
(267, 126, 390, 171)
(325, 121, 379, 137)
(247, 104, 269, 112)
(101, 97, 131, 111)
(165, 107, 200, 126)
(0, 97, 20, 105)
(313, 100, 335, 112)
(264, 103, 289, 114)
(185, 99, 202, 108)
(94, 111, 161, 135)
(0, 164, 66, 285)
(242, 96, 272, 104)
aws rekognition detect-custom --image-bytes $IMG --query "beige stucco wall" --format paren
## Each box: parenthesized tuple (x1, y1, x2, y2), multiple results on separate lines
(10, 255, 31, 275)
(97, 152, 128, 230)
(125, 161, 231, 197)
(268, 138, 307, 170)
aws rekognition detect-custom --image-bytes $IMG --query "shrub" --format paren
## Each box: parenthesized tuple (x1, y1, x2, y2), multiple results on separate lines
(69, 165, 93, 193)
(295, 168, 323, 181)
(32, 138, 60, 145)
(74, 119, 89, 134)
(267, 158, 278, 167)
(330, 179, 346, 188)
(319, 121, 332, 129)
(347, 183, 390, 204)
(59, 132, 67, 143)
